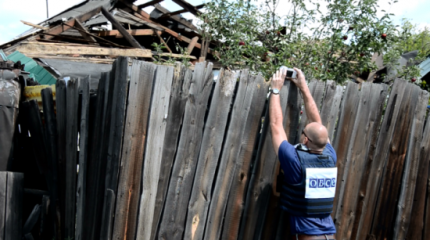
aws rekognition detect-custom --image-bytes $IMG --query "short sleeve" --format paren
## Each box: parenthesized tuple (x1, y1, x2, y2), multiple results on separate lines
(278, 140, 303, 184)
(324, 143, 337, 164)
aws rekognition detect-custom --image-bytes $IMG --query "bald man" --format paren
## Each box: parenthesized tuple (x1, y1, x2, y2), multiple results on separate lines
(270, 68, 337, 240)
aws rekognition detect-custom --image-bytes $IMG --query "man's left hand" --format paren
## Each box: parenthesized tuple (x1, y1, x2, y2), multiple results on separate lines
(271, 68, 286, 90)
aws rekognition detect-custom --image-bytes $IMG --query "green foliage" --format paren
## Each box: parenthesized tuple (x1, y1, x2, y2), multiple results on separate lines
(199, 0, 397, 83)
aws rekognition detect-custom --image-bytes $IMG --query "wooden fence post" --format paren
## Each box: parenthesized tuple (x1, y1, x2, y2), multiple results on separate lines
(0, 172, 24, 240)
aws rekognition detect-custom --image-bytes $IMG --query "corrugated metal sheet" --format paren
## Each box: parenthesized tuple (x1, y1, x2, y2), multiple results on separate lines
(7, 51, 56, 85)
(0, 50, 7, 61)
(419, 57, 430, 78)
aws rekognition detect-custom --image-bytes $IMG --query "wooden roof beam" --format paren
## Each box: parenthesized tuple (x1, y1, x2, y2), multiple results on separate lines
(101, 7, 144, 49)
(74, 19, 98, 45)
(137, 0, 164, 9)
(42, 6, 102, 40)
(97, 29, 162, 38)
(171, 0, 202, 16)
(159, 4, 205, 19)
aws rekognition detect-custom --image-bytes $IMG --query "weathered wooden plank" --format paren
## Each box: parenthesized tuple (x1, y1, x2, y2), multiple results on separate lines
(0, 172, 6, 240)
(238, 82, 290, 240)
(21, 100, 49, 174)
(150, 64, 192, 240)
(74, 19, 98, 44)
(55, 79, 67, 237)
(17, 42, 152, 58)
(393, 89, 429, 239)
(42, 86, 60, 239)
(320, 81, 343, 140)
(157, 62, 214, 240)
(260, 82, 302, 240)
(97, 29, 162, 37)
(101, 7, 144, 49)
(222, 74, 269, 240)
(65, 78, 79, 240)
(112, 61, 156, 240)
(84, 72, 110, 240)
(408, 102, 430, 240)
(334, 83, 388, 240)
(353, 79, 408, 240)
(75, 77, 90, 240)
(135, 64, 174, 240)
(204, 71, 266, 240)
(331, 82, 360, 218)
(369, 83, 419, 240)
(4, 172, 24, 240)
(100, 189, 115, 240)
(23, 204, 41, 234)
(183, 69, 239, 240)
(105, 57, 128, 193)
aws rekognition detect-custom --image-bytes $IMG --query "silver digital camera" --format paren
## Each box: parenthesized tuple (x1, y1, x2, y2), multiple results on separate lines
(280, 66, 297, 82)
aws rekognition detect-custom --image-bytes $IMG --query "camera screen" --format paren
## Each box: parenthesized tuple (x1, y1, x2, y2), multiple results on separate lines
(286, 70, 293, 78)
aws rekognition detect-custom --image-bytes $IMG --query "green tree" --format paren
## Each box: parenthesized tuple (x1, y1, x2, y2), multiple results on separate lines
(199, 0, 398, 83)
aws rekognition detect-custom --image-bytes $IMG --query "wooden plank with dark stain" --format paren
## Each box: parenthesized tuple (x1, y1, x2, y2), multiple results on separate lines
(135, 64, 175, 240)
(331, 82, 360, 218)
(150, 64, 192, 240)
(334, 83, 387, 239)
(100, 189, 115, 240)
(393, 89, 429, 239)
(112, 61, 156, 240)
(55, 79, 67, 237)
(0, 172, 6, 240)
(238, 82, 290, 240)
(408, 98, 430, 240)
(4, 172, 24, 240)
(369, 82, 419, 240)
(42, 86, 60, 239)
(84, 72, 110, 240)
(352, 79, 408, 240)
(75, 77, 90, 240)
(222, 74, 269, 240)
(183, 69, 239, 240)
(65, 78, 79, 240)
(157, 62, 214, 240)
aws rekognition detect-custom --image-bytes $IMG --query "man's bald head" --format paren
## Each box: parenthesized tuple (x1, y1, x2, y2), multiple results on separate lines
(303, 122, 328, 150)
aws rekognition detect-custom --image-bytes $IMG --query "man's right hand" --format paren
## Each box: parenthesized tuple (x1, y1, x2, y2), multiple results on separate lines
(289, 68, 306, 90)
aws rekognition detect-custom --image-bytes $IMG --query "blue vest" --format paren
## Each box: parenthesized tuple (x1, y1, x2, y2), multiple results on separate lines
(280, 144, 336, 217)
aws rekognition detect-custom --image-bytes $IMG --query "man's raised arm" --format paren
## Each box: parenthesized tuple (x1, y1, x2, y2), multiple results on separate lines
(292, 68, 321, 124)
(269, 69, 288, 155)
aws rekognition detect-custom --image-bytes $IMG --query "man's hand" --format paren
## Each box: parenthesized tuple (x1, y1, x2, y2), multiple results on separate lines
(271, 68, 286, 90)
(287, 68, 306, 90)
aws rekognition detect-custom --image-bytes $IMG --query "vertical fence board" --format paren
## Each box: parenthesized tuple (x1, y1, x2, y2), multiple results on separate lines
(354, 79, 408, 240)
(369, 83, 419, 240)
(4, 172, 24, 240)
(85, 72, 110, 240)
(393, 89, 429, 239)
(320, 81, 343, 140)
(238, 81, 290, 240)
(65, 78, 79, 239)
(42, 86, 60, 239)
(408, 102, 430, 240)
(222, 74, 268, 240)
(157, 62, 214, 240)
(100, 189, 116, 240)
(422, 112, 430, 240)
(55, 79, 67, 236)
(136, 64, 175, 240)
(335, 83, 387, 239)
(151, 64, 192, 240)
(75, 77, 90, 240)
(105, 57, 128, 194)
(331, 82, 360, 218)
(0, 172, 6, 240)
(183, 69, 238, 240)
(113, 61, 156, 240)
(203, 70, 256, 240)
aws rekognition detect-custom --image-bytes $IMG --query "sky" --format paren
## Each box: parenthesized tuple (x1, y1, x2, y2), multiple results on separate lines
(0, 0, 429, 45)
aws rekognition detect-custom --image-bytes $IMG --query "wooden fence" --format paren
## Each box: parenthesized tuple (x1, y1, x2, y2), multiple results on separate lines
(16, 57, 430, 240)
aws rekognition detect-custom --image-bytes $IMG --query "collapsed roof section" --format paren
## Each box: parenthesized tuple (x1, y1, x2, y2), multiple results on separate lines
(0, 0, 216, 84)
